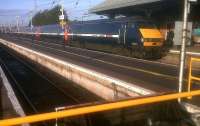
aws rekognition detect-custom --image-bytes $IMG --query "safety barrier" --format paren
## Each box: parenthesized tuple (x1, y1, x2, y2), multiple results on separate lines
(188, 57, 200, 98)
(1, 90, 200, 126)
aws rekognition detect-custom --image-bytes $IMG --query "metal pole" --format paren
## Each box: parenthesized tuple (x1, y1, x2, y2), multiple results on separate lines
(4, 24, 7, 33)
(60, 0, 65, 29)
(178, 0, 189, 102)
(16, 16, 20, 32)
(1, 24, 3, 33)
(9, 24, 11, 33)
(34, 0, 38, 12)
(32, 0, 37, 32)
(30, 11, 33, 32)
(55, 108, 58, 126)
(31, 17, 33, 32)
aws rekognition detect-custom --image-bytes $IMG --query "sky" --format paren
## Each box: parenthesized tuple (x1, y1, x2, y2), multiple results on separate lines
(0, 0, 104, 26)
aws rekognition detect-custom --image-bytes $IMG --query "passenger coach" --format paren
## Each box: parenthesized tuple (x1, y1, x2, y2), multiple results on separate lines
(67, 17, 164, 58)
(21, 17, 165, 59)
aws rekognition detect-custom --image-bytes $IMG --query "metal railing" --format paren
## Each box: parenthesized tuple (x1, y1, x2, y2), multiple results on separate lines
(188, 57, 200, 99)
(1, 90, 200, 126)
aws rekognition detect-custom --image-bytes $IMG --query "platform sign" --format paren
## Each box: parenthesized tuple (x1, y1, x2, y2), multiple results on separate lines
(59, 14, 65, 29)
(174, 21, 193, 46)
(60, 20, 66, 26)
(59, 15, 65, 20)
(189, 0, 197, 2)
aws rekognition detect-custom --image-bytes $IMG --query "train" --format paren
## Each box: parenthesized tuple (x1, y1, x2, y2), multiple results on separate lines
(22, 17, 165, 59)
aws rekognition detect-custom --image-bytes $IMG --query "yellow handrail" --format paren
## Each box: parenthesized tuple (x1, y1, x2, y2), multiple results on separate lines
(1, 90, 200, 126)
(188, 57, 200, 99)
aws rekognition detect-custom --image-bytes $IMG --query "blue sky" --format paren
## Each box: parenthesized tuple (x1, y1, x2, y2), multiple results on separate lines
(0, 0, 104, 25)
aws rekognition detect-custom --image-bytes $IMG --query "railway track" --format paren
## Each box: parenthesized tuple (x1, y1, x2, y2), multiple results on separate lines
(0, 46, 102, 126)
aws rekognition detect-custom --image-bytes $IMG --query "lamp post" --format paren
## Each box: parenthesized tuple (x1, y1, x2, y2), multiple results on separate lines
(59, 0, 66, 29)
(178, 0, 197, 102)
(29, 11, 33, 32)
(16, 16, 20, 32)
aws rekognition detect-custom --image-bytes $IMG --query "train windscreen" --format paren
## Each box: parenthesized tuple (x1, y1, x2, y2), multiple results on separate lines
(137, 21, 156, 29)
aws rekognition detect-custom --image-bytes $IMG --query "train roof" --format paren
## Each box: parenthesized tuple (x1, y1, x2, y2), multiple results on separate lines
(70, 16, 152, 25)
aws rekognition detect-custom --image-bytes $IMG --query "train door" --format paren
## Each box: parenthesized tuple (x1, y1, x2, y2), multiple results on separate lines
(126, 22, 136, 46)
(119, 23, 127, 45)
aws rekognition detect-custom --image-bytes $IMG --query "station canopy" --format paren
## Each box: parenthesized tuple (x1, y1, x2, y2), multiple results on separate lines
(90, 0, 200, 21)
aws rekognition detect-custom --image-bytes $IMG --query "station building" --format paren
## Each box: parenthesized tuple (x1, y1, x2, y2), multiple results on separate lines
(90, 0, 200, 46)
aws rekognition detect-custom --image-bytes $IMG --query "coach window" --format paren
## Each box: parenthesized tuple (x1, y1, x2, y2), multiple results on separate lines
(131, 24, 135, 28)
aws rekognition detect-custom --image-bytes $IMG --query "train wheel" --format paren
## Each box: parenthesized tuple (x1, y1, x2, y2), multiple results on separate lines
(152, 48, 162, 59)
(82, 42, 86, 48)
(131, 46, 139, 58)
(137, 51, 146, 59)
(128, 47, 133, 57)
(142, 52, 147, 59)
(138, 47, 146, 59)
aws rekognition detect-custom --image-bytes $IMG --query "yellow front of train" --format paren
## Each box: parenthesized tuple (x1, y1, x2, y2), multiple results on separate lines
(139, 28, 164, 47)
(139, 28, 164, 58)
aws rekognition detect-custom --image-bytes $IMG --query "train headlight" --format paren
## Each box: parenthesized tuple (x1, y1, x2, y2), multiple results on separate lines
(141, 38, 144, 42)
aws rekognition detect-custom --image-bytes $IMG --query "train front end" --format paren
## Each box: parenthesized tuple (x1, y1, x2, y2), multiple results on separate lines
(139, 27, 164, 58)
(139, 28, 163, 47)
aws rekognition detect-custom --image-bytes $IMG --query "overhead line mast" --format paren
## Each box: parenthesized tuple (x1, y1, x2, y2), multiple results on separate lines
(59, 0, 66, 29)
(178, 0, 197, 102)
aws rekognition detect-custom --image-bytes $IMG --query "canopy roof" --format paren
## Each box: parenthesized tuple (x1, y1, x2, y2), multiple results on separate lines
(90, 0, 162, 14)
(90, 0, 185, 18)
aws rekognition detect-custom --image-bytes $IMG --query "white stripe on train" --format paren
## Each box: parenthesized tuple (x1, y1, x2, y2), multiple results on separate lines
(68, 33, 119, 38)
(14, 32, 119, 38)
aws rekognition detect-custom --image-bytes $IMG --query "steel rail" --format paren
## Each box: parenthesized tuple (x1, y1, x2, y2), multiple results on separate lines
(0, 57, 38, 113)
(3, 42, 81, 104)
(0, 48, 49, 126)
(7, 48, 81, 104)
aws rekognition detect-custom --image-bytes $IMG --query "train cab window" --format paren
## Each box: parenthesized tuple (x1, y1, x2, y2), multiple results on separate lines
(127, 22, 132, 27)
(138, 22, 156, 29)
(131, 24, 135, 28)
